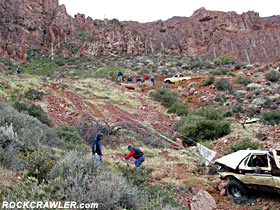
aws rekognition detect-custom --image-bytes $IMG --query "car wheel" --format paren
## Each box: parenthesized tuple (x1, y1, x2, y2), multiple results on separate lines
(227, 180, 249, 204)
(165, 80, 171, 84)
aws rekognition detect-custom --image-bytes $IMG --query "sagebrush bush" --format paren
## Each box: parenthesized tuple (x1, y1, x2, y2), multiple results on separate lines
(94, 66, 125, 81)
(50, 152, 139, 209)
(225, 138, 261, 155)
(175, 108, 230, 145)
(0, 123, 22, 169)
(167, 102, 189, 116)
(265, 70, 280, 82)
(24, 88, 44, 100)
(13, 101, 53, 127)
(200, 75, 215, 86)
(211, 68, 229, 75)
(235, 75, 252, 85)
(262, 110, 280, 124)
(215, 78, 233, 91)
(214, 55, 235, 65)
(0, 102, 64, 150)
(149, 88, 179, 108)
(117, 163, 186, 210)
(55, 125, 84, 150)
(23, 150, 56, 182)
(1, 176, 54, 202)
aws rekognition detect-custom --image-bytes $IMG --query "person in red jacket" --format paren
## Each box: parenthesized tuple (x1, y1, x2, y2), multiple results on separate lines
(125, 145, 145, 175)
(144, 75, 150, 83)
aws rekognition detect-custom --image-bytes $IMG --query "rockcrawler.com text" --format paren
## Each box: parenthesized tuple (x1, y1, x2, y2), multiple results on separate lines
(2, 201, 98, 209)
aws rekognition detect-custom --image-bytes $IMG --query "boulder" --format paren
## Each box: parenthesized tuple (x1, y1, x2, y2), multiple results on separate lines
(190, 189, 217, 210)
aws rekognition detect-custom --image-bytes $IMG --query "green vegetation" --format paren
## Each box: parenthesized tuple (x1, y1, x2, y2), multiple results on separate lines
(23, 150, 56, 182)
(200, 75, 215, 86)
(54, 125, 85, 150)
(175, 108, 230, 145)
(265, 70, 280, 82)
(225, 138, 261, 155)
(262, 110, 280, 124)
(149, 88, 179, 108)
(211, 68, 230, 75)
(214, 78, 233, 91)
(214, 55, 235, 65)
(12, 101, 53, 127)
(167, 102, 189, 116)
(24, 88, 44, 100)
(94, 66, 125, 81)
(235, 75, 252, 85)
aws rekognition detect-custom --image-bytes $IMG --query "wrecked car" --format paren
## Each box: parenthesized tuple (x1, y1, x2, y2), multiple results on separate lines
(215, 149, 280, 202)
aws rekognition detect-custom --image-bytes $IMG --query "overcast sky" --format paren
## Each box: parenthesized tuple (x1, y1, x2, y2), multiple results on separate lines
(59, 0, 280, 23)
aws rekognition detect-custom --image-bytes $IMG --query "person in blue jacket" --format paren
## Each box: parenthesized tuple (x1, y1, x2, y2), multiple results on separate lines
(92, 133, 104, 168)
(118, 71, 123, 82)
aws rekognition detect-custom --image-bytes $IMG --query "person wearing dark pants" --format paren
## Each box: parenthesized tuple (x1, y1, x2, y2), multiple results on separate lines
(125, 145, 145, 175)
(92, 133, 104, 168)
(16, 66, 21, 77)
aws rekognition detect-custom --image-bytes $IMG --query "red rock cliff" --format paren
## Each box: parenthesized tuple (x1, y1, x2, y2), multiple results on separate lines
(0, 1, 280, 64)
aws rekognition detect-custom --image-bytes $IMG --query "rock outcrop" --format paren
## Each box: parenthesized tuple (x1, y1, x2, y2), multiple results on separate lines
(0, 0, 280, 63)
(190, 189, 217, 210)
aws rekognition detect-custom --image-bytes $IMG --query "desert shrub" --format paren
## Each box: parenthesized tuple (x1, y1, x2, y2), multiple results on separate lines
(0, 124, 22, 169)
(23, 150, 56, 182)
(22, 59, 58, 77)
(0, 176, 54, 203)
(117, 164, 186, 210)
(94, 66, 125, 81)
(265, 70, 280, 82)
(223, 105, 243, 117)
(235, 75, 252, 85)
(50, 152, 139, 209)
(179, 117, 230, 145)
(149, 88, 179, 108)
(215, 78, 233, 91)
(167, 102, 189, 116)
(211, 68, 229, 75)
(0, 102, 64, 150)
(175, 108, 230, 145)
(262, 110, 280, 124)
(225, 138, 261, 155)
(193, 107, 224, 120)
(214, 55, 235, 65)
(200, 75, 215, 86)
(54, 125, 84, 150)
(0, 57, 16, 72)
(24, 88, 44, 100)
(12, 101, 53, 127)
(235, 64, 241, 70)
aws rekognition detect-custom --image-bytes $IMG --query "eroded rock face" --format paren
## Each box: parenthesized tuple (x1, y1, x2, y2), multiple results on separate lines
(0, 1, 280, 64)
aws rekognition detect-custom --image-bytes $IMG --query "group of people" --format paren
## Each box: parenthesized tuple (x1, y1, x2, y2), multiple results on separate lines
(118, 71, 155, 86)
(92, 133, 145, 175)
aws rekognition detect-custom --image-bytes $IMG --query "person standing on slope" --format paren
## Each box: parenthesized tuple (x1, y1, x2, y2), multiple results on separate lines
(92, 133, 104, 168)
(16, 66, 21, 77)
(144, 75, 150, 83)
(118, 71, 123, 82)
(125, 145, 145, 175)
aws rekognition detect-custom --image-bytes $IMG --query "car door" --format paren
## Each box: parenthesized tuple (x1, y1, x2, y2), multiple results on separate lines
(271, 150, 280, 188)
(238, 153, 275, 187)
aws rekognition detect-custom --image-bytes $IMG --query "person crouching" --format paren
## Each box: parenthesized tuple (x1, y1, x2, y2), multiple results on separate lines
(125, 145, 145, 176)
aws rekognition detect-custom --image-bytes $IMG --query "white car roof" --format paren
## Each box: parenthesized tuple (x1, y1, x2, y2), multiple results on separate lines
(214, 150, 269, 170)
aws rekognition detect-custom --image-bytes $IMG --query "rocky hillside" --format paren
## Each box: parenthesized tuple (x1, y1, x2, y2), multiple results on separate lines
(1, 0, 280, 64)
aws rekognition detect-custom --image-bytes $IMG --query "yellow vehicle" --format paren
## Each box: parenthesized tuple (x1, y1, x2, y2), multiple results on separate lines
(164, 73, 191, 84)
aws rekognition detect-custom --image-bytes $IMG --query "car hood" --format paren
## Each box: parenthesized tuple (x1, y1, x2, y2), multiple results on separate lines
(215, 150, 252, 170)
